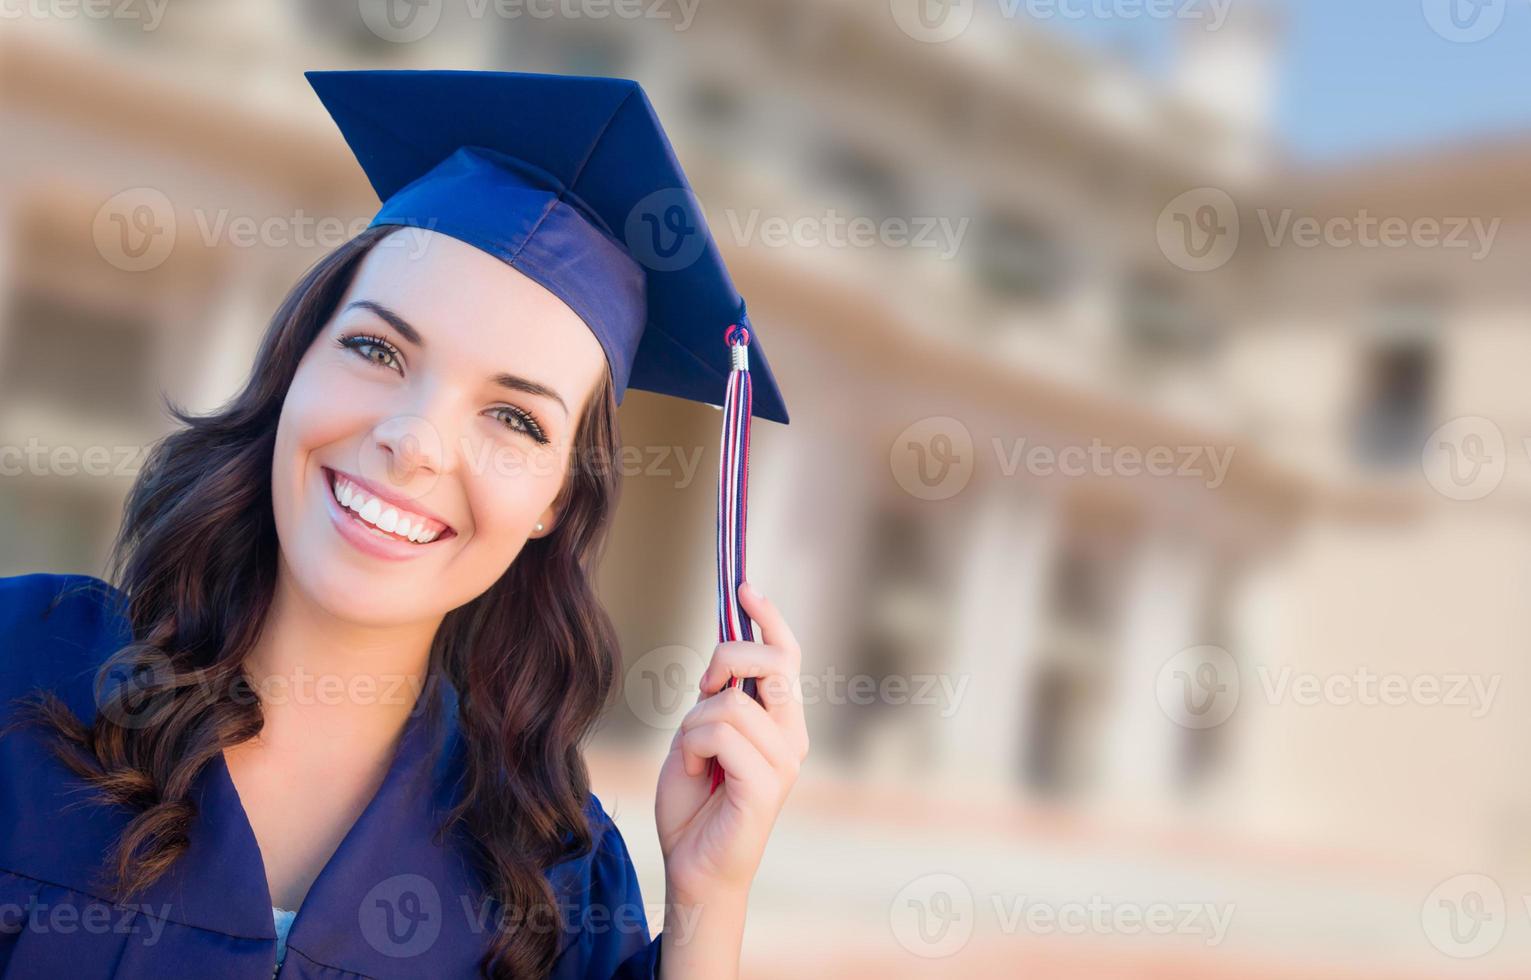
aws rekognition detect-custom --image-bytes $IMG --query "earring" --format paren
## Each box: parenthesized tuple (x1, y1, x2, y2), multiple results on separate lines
(535, 522, 544, 532)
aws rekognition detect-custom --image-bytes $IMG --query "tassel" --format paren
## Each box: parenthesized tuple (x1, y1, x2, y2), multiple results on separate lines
(708, 318, 759, 794)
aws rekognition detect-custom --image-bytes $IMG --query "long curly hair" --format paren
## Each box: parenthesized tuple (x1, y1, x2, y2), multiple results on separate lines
(6, 224, 627, 978)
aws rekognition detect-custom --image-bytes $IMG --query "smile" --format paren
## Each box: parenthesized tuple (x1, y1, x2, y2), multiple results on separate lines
(322, 466, 455, 546)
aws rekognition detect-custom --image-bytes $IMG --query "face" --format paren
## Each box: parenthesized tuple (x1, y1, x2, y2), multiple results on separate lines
(270, 228, 609, 628)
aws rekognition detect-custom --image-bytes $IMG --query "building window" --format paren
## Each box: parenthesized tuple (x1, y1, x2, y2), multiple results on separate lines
(1352, 294, 1439, 469)
(835, 506, 945, 766)
(0, 290, 159, 426)
(809, 145, 907, 227)
(972, 213, 1069, 304)
(1121, 271, 1217, 367)
(1022, 512, 1131, 797)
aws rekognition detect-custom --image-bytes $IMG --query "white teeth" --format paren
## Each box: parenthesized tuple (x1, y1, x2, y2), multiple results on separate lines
(328, 472, 443, 544)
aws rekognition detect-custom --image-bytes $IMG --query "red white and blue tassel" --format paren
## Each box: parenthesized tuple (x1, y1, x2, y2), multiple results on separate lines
(708, 319, 760, 794)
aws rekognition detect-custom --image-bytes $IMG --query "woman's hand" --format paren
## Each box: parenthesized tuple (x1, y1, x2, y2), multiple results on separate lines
(655, 581, 810, 905)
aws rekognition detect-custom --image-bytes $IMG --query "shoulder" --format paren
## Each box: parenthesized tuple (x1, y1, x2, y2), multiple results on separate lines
(0, 572, 129, 720)
(559, 791, 647, 899)
(547, 791, 662, 977)
(584, 792, 646, 882)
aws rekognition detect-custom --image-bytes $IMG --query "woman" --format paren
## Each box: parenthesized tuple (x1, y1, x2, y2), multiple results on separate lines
(0, 70, 807, 978)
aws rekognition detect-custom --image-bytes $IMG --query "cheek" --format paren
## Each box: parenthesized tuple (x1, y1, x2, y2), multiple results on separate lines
(459, 452, 566, 546)
(271, 366, 377, 517)
(279, 366, 375, 453)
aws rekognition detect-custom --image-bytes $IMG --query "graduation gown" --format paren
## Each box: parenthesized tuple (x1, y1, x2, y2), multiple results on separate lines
(0, 573, 665, 978)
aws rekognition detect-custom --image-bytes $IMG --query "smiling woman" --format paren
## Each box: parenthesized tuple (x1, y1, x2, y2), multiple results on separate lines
(0, 70, 805, 980)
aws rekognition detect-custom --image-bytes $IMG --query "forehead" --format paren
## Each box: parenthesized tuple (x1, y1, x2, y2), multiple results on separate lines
(338, 227, 609, 402)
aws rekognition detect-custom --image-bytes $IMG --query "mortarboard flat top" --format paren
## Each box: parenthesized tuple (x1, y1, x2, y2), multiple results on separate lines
(305, 68, 788, 425)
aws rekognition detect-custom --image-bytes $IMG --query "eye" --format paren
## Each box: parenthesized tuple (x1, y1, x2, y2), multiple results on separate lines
(488, 405, 550, 445)
(336, 332, 403, 374)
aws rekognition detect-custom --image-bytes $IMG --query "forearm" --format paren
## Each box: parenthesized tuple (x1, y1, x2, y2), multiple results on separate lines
(657, 882, 749, 980)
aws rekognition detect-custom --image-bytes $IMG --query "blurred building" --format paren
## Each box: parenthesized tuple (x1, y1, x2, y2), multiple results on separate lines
(1, 2, 1527, 976)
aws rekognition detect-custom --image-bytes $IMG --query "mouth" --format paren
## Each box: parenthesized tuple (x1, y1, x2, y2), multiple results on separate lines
(321, 466, 457, 548)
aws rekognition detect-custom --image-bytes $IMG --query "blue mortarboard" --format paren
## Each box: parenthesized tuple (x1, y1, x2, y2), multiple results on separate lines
(304, 68, 788, 425)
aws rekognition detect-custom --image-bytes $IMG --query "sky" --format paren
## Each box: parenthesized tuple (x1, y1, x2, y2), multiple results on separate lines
(1034, 0, 1531, 163)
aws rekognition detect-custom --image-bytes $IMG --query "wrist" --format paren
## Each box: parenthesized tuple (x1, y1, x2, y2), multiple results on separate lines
(663, 875, 751, 914)
(658, 881, 749, 980)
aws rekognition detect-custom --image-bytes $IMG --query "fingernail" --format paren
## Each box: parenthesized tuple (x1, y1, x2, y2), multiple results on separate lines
(740, 581, 755, 597)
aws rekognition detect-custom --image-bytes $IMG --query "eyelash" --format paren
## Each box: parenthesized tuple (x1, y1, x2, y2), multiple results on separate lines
(335, 331, 550, 445)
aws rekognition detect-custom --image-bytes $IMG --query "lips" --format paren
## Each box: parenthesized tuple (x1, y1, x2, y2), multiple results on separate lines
(322, 466, 456, 547)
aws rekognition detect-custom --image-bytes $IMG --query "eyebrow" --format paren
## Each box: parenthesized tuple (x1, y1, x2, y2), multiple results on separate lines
(343, 300, 569, 417)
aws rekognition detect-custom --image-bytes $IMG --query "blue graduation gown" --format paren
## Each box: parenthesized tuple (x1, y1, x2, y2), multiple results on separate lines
(0, 573, 665, 978)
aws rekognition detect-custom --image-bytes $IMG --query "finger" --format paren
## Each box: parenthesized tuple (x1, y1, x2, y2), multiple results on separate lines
(680, 686, 796, 772)
(700, 645, 806, 744)
(699, 642, 797, 695)
(737, 582, 799, 659)
(680, 721, 775, 794)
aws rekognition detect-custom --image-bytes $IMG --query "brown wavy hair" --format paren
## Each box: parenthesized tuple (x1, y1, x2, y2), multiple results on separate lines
(6, 224, 626, 978)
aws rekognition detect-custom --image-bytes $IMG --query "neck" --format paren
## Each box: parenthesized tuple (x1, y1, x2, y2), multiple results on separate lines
(237, 561, 441, 758)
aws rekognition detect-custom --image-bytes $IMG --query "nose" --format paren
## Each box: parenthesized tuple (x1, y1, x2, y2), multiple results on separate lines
(370, 412, 448, 486)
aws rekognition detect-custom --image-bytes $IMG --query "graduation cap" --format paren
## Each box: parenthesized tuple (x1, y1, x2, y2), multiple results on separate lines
(306, 69, 780, 792)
